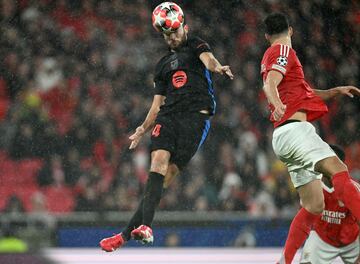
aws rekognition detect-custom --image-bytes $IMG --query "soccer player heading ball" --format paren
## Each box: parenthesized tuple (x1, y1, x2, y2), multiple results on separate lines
(259, 12, 360, 264)
(152, 1, 184, 34)
(100, 2, 233, 252)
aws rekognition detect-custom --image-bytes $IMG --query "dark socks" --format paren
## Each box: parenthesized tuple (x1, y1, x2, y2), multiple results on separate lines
(122, 199, 144, 241)
(121, 172, 164, 240)
(142, 172, 164, 226)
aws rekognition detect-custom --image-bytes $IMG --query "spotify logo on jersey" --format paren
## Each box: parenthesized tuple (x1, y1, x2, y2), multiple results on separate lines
(172, 71, 187, 88)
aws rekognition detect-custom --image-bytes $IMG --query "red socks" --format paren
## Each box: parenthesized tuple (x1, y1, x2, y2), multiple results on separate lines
(332, 171, 360, 220)
(282, 208, 319, 264)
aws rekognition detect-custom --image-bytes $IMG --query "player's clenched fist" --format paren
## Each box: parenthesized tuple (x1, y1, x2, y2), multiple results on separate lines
(129, 126, 145, 149)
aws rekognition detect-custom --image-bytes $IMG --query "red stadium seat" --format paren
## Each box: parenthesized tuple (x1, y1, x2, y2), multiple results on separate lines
(14, 186, 39, 212)
(0, 160, 17, 187)
(17, 159, 43, 186)
(44, 185, 75, 213)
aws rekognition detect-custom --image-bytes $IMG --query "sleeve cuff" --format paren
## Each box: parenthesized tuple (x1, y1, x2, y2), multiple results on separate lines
(270, 64, 286, 75)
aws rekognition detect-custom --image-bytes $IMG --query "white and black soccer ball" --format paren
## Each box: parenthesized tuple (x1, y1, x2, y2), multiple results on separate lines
(152, 2, 184, 34)
(277, 56, 288, 67)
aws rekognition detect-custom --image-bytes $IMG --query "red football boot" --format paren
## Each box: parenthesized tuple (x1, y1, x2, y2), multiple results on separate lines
(99, 233, 126, 252)
(131, 225, 154, 244)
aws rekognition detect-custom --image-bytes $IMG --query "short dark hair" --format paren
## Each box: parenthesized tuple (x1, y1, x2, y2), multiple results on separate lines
(264, 13, 289, 35)
(329, 144, 346, 162)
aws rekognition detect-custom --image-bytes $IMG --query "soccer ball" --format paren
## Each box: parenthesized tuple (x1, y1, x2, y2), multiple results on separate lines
(152, 2, 184, 34)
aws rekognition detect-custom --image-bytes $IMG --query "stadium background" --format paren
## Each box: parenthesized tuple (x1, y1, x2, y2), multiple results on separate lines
(0, 0, 359, 262)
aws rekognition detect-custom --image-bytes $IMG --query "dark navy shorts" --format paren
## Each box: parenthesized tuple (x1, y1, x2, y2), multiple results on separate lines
(150, 112, 210, 170)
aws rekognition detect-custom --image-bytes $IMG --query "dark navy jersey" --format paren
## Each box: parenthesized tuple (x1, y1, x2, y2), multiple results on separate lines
(153, 35, 216, 116)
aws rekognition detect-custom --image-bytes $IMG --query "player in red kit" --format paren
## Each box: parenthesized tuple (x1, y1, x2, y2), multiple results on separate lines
(260, 13, 360, 264)
(299, 145, 360, 263)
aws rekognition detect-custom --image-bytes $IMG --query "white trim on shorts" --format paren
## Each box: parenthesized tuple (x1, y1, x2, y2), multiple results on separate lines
(300, 231, 359, 264)
(272, 121, 336, 188)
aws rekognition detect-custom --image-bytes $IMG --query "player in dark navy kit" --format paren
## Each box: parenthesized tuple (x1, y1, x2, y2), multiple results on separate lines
(100, 4, 233, 252)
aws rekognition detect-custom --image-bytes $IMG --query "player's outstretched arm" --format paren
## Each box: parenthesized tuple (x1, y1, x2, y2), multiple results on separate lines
(263, 70, 287, 121)
(314, 86, 360, 100)
(199, 52, 234, 79)
(129, 95, 165, 149)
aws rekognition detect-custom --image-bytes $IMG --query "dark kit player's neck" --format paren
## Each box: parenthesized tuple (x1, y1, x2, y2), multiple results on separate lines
(170, 35, 188, 52)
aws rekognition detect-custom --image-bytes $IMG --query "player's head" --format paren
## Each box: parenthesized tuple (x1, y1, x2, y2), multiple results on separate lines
(163, 23, 188, 50)
(329, 144, 345, 162)
(264, 13, 293, 43)
(152, 2, 188, 50)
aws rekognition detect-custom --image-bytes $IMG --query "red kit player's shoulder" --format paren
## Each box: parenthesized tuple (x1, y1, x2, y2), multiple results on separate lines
(265, 44, 292, 58)
(262, 44, 292, 77)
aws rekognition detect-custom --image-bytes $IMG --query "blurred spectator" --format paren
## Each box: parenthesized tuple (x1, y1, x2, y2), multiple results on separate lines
(233, 226, 256, 247)
(37, 155, 64, 187)
(164, 232, 181, 247)
(4, 195, 25, 214)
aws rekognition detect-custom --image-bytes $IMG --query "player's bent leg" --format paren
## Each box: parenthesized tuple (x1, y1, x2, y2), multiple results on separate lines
(300, 231, 339, 264)
(126, 163, 178, 243)
(316, 156, 360, 220)
(131, 149, 170, 244)
(315, 155, 347, 178)
(280, 180, 324, 264)
(100, 150, 171, 251)
(150, 149, 171, 175)
(131, 161, 178, 245)
(163, 163, 179, 189)
(298, 179, 324, 215)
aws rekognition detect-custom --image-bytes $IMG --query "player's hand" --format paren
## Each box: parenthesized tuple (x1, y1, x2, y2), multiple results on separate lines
(215, 65, 234, 80)
(272, 102, 287, 121)
(333, 86, 360, 98)
(129, 126, 145, 149)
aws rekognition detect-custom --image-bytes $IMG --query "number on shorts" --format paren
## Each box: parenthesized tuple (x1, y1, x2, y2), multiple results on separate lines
(152, 124, 162, 137)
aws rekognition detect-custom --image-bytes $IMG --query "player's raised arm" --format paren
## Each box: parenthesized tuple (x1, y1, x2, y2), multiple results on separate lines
(314, 86, 360, 100)
(263, 70, 286, 121)
(199, 52, 234, 79)
(129, 95, 165, 149)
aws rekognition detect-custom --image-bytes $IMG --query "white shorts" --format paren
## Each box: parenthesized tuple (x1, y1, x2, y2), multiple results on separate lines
(300, 231, 360, 264)
(272, 121, 336, 188)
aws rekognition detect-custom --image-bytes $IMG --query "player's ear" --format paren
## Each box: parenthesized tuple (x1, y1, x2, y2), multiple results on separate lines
(289, 26, 293, 37)
(265, 33, 270, 41)
(184, 24, 189, 32)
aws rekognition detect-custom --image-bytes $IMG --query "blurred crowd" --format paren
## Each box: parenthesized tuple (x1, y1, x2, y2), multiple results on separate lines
(0, 0, 359, 217)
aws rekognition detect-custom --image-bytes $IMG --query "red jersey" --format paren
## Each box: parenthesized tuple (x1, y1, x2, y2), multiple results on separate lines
(260, 44, 328, 127)
(314, 181, 360, 247)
